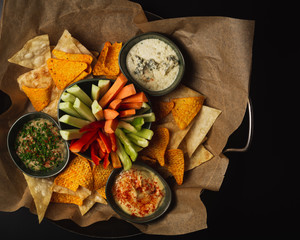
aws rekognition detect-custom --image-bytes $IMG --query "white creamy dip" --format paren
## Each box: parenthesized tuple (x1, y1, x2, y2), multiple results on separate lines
(126, 38, 180, 91)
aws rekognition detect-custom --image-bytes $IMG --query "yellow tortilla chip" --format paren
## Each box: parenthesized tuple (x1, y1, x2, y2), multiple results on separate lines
(51, 192, 83, 206)
(22, 85, 52, 111)
(54, 156, 93, 192)
(93, 162, 113, 191)
(47, 58, 88, 89)
(8, 34, 51, 69)
(23, 174, 53, 223)
(93, 41, 111, 76)
(52, 49, 93, 65)
(165, 149, 184, 185)
(141, 127, 169, 166)
(104, 42, 122, 75)
(172, 96, 205, 130)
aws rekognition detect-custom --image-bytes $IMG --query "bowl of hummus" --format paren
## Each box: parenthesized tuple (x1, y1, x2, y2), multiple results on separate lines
(7, 112, 69, 178)
(106, 161, 172, 223)
(119, 32, 185, 96)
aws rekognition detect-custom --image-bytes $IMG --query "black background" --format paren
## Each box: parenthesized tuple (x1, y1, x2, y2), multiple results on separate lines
(0, 0, 289, 239)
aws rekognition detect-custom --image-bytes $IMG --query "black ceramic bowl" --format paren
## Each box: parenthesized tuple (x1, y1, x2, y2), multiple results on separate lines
(57, 78, 152, 160)
(105, 161, 172, 224)
(7, 112, 70, 178)
(119, 32, 185, 96)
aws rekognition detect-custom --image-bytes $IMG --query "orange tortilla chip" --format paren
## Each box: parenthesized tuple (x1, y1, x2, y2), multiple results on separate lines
(154, 101, 175, 121)
(54, 155, 93, 192)
(93, 41, 111, 76)
(141, 127, 169, 166)
(47, 58, 88, 89)
(51, 192, 83, 206)
(172, 96, 205, 130)
(104, 42, 122, 75)
(22, 85, 51, 111)
(52, 49, 93, 65)
(93, 163, 113, 191)
(165, 149, 184, 185)
(96, 186, 107, 200)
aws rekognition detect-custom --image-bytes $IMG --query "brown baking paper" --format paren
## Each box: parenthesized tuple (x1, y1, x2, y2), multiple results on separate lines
(0, 0, 254, 235)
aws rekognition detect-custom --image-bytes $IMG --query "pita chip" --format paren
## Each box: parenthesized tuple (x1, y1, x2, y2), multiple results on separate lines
(184, 144, 214, 171)
(8, 34, 51, 69)
(23, 174, 54, 223)
(185, 105, 221, 157)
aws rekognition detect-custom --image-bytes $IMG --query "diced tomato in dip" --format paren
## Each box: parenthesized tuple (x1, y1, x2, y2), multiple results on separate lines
(112, 165, 165, 217)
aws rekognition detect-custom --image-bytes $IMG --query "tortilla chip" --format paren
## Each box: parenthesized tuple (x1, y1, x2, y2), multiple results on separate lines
(165, 149, 184, 185)
(96, 186, 107, 200)
(154, 101, 175, 121)
(172, 96, 205, 130)
(54, 156, 93, 192)
(52, 185, 91, 200)
(52, 49, 93, 65)
(54, 30, 82, 54)
(23, 174, 53, 223)
(51, 192, 83, 206)
(8, 34, 51, 69)
(78, 198, 96, 216)
(185, 105, 221, 157)
(93, 41, 111, 76)
(141, 127, 169, 166)
(88, 190, 107, 203)
(47, 58, 88, 89)
(93, 162, 113, 191)
(104, 42, 122, 75)
(41, 85, 63, 119)
(22, 85, 52, 111)
(185, 144, 214, 171)
(17, 64, 53, 89)
(140, 155, 157, 167)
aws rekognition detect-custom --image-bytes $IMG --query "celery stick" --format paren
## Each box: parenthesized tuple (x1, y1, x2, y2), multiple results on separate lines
(134, 128, 154, 140)
(116, 138, 132, 171)
(118, 121, 137, 133)
(132, 117, 144, 131)
(115, 128, 138, 161)
(126, 133, 149, 148)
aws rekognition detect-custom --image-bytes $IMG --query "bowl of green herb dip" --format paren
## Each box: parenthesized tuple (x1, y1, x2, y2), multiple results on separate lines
(7, 112, 69, 178)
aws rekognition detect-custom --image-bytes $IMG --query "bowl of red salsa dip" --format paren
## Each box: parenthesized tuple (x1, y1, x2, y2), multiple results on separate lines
(106, 161, 172, 223)
(7, 112, 69, 178)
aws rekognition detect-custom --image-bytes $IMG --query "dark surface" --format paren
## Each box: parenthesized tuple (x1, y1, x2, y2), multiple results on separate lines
(0, 0, 288, 239)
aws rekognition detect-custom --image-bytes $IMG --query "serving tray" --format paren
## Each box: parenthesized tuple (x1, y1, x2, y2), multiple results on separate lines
(0, 11, 253, 238)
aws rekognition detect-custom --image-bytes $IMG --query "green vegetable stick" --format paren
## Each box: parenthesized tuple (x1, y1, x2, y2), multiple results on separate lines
(116, 138, 132, 171)
(115, 128, 138, 162)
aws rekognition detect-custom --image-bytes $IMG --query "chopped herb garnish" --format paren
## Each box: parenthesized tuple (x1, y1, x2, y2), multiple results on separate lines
(15, 118, 65, 171)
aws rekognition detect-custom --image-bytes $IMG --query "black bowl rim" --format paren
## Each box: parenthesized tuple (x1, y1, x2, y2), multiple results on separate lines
(105, 161, 172, 224)
(119, 31, 185, 96)
(7, 111, 70, 178)
(57, 77, 152, 160)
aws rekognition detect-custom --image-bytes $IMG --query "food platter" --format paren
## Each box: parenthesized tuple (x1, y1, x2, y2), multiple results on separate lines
(0, 8, 254, 238)
(51, 12, 252, 238)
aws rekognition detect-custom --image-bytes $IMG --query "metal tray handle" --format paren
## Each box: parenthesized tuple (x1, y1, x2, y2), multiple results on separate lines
(223, 98, 254, 153)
